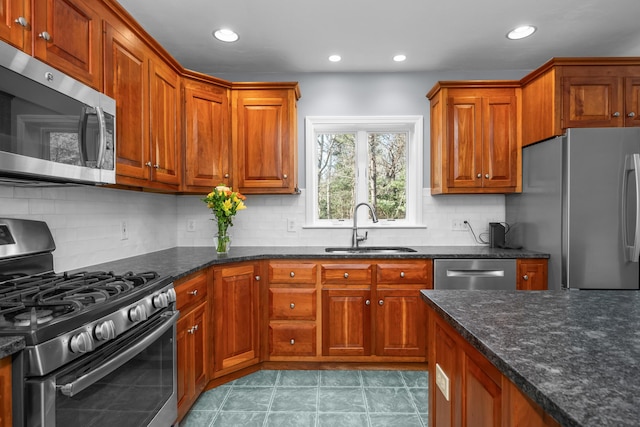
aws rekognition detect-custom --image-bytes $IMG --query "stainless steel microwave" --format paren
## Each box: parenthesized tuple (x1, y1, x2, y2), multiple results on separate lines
(0, 40, 116, 185)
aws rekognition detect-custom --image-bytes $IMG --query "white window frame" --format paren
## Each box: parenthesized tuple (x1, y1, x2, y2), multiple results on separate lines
(305, 115, 423, 228)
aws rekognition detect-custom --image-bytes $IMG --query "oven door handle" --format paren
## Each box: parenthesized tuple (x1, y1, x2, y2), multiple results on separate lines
(57, 310, 178, 397)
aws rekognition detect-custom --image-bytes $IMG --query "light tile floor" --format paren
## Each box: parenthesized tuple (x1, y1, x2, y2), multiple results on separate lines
(180, 369, 428, 427)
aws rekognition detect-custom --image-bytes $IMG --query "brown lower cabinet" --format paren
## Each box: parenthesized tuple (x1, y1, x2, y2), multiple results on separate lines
(0, 356, 11, 427)
(427, 304, 559, 427)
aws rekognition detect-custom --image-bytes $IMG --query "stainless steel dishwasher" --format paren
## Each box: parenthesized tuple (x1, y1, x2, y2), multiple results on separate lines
(434, 259, 516, 290)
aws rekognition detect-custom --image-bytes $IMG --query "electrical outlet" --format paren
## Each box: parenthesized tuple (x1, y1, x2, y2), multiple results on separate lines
(451, 219, 467, 231)
(187, 219, 196, 232)
(120, 221, 129, 240)
(287, 218, 296, 233)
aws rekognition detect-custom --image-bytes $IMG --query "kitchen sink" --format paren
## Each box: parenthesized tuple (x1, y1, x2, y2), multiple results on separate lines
(325, 246, 417, 254)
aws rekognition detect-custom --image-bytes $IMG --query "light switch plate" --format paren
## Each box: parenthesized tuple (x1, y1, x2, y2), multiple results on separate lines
(435, 363, 450, 401)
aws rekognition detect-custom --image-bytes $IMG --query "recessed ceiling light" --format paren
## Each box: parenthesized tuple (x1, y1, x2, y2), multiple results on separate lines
(393, 54, 407, 62)
(213, 28, 239, 43)
(328, 55, 342, 62)
(506, 25, 536, 40)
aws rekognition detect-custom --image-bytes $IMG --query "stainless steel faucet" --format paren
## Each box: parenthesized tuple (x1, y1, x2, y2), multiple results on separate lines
(352, 202, 379, 248)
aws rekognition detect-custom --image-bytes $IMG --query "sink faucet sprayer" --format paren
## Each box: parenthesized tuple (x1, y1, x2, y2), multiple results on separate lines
(352, 202, 378, 248)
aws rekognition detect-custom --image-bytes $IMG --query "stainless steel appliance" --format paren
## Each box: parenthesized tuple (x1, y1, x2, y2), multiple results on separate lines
(0, 218, 177, 427)
(506, 127, 640, 290)
(0, 40, 116, 185)
(434, 259, 516, 290)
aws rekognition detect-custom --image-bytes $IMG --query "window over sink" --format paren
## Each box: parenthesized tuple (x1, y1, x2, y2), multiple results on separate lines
(305, 116, 423, 228)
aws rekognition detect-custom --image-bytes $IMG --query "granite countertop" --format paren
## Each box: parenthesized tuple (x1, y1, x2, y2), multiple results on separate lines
(78, 246, 548, 281)
(0, 336, 25, 359)
(420, 290, 640, 427)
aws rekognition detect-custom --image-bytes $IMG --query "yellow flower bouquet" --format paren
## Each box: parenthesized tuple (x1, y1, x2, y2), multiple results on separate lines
(203, 185, 247, 253)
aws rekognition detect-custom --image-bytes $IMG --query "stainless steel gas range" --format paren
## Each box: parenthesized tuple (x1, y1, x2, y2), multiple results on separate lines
(0, 218, 178, 427)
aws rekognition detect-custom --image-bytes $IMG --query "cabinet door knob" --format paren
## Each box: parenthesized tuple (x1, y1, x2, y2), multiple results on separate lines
(188, 289, 198, 296)
(400, 271, 405, 278)
(14, 16, 28, 27)
(188, 325, 198, 334)
(613, 111, 621, 117)
(629, 112, 636, 118)
(224, 173, 230, 178)
(344, 272, 349, 279)
(290, 271, 295, 277)
(378, 299, 384, 306)
(477, 173, 482, 178)
(365, 299, 371, 306)
(485, 174, 490, 179)
(38, 31, 51, 41)
(145, 161, 152, 167)
(255, 275, 261, 281)
(290, 339, 295, 345)
(283, 174, 288, 179)
(523, 275, 529, 281)
(290, 303, 295, 309)
(153, 164, 159, 169)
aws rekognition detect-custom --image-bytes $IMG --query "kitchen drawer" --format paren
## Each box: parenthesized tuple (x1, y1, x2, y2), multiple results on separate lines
(175, 270, 209, 312)
(269, 262, 317, 284)
(269, 322, 317, 356)
(321, 263, 372, 285)
(377, 261, 432, 284)
(270, 288, 316, 320)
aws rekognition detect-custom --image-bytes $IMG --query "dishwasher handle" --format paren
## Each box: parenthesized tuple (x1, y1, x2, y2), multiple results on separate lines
(446, 269, 505, 278)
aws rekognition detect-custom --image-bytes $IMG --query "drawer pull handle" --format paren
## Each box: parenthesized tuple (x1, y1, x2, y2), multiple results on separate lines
(290, 271, 295, 277)
(290, 339, 295, 345)
(400, 271, 405, 278)
(189, 289, 198, 296)
(290, 303, 295, 309)
(344, 272, 349, 279)
(523, 274, 529, 281)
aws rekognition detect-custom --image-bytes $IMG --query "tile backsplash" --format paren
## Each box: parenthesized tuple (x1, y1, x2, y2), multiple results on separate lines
(0, 185, 504, 271)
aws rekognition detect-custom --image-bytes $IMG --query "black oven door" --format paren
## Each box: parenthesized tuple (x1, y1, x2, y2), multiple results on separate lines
(24, 310, 178, 427)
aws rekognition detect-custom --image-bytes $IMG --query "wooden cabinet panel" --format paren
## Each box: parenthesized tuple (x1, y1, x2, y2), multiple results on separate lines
(269, 288, 316, 320)
(377, 261, 431, 283)
(321, 263, 372, 285)
(562, 75, 623, 127)
(149, 57, 181, 186)
(0, 356, 11, 427)
(625, 77, 640, 127)
(213, 263, 260, 376)
(269, 322, 316, 356)
(269, 262, 317, 284)
(0, 0, 30, 51)
(375, 289, 426, 357)
(428, 83, 519, 194)
(103, 22, 149, 181)
(516, 258, 548, 290)
(322, 289, 371, 356)
(464, 351, 502, 426)
(183, 81, 231, 191)
(433, 320, 459, 427)
(175, 269, 209, 312)
(33, 0, 101, 89)
(232, 84, 300, 194)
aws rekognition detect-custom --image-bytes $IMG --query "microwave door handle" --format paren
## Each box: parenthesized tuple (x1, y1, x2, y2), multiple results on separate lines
(78, 106, 93, 166)
(95, 106, 107, 168)
(622, 154, 640, 262)
(57, 311, 178, 397)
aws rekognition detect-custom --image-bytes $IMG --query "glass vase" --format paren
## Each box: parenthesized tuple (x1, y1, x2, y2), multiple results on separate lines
(215, 222, 231, 254)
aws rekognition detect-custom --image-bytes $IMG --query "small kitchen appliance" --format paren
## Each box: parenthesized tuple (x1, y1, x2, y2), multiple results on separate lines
(0, 218, 177, 427)
(489, 222, 506, 248)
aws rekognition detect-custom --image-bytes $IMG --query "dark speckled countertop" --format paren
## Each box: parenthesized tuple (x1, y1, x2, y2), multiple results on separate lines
(0, 336, 24, 359)
(420, 290, 640, 427)
(77, 245, 548, 281)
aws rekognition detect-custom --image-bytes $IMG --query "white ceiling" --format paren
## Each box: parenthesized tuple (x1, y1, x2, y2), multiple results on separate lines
(116, 0, 640, 76)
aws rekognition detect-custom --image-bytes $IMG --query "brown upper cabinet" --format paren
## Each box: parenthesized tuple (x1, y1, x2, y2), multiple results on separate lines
(0, 0, 31, 53)
(232, 83, 301, 194)
(521, 58, 640, 146)
(182, 77, 231, 192)
(428, 82, 520, 195)
(33, 0, 102, 89)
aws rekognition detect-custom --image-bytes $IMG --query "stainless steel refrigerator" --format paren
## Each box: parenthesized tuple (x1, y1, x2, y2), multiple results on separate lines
(506, 127, 640, 290)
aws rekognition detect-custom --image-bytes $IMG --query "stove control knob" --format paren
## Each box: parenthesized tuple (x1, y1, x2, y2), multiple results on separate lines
(129, 305, 148, 322)
(94, 320, 117, 341)
(166, 288, 176, 303)
(153, 293, 169, 308)
(69, 331, 95, 354)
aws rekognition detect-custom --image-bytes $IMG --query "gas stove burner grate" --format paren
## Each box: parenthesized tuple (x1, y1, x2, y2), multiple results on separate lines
(13, 308, 53, 327)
